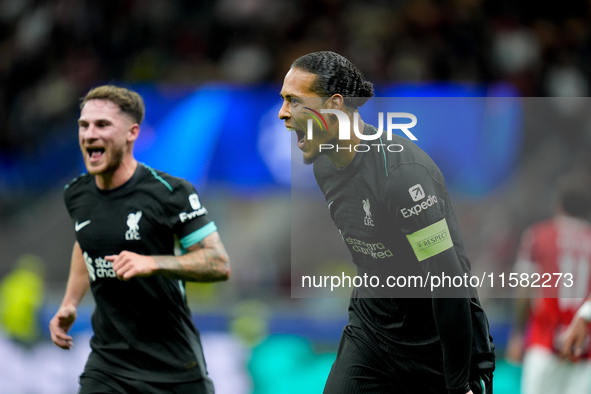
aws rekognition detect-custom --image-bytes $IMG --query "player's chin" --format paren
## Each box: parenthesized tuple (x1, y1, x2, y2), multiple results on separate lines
(84, 161, 105, 175)
(301, 148, 319, 165)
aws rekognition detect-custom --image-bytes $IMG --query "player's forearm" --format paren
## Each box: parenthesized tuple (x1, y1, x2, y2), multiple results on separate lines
(576, 298, 591, 322)
(154, 232, 230, 282)
(153, 251, 230, 282)
(61, 242, 90, 307)
(433, 297, 472, 394)
(426, 249, 472, 394)
(62, 275, 90, 307)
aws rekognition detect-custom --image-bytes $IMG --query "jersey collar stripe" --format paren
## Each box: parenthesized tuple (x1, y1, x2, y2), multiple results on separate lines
(144, 164, 174, 191)
(378, 136, 388, 177)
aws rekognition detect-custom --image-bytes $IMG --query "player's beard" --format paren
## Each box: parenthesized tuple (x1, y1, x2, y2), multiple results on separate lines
(108, 145, 126, 173)
(106, 144, 127, 175)
(86, 143, 126, 176)
(302, 134, 338, 165)
(303, 155, 317, 165)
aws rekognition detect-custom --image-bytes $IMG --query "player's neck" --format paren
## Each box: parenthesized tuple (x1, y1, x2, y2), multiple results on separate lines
(95, 158, 138, 190)
(326, 118, 365, 169)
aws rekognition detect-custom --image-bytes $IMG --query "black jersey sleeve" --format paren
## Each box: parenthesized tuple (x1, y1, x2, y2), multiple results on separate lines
(384, 163, 472, 394)
(383, 162, 471, 291)
(165, 179, 215, 250)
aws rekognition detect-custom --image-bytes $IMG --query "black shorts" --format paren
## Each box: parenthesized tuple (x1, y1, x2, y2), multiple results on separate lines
(323, 324, 493, 394)
(79, 370, 215, 394)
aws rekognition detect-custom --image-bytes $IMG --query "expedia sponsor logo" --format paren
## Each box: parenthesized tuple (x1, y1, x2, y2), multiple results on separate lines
(179, 207, 207, 223)
(400, 195, 438, 218)
(409, 184, 425, 202)
(345, 237, 393, 259)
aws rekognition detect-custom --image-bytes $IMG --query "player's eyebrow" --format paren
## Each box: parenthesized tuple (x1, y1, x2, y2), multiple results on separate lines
(77, 117, 112, 125)
(280, 93, 305, 102)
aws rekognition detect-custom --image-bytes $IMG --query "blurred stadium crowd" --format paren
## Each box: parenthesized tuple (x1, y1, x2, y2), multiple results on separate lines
(1, 0, 590, 288)
(2, 0, 591, 393)
(1, 0, 591, 153)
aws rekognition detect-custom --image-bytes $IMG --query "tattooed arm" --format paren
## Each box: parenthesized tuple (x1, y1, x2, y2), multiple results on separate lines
(106, 231, 231, 282)
(154, 231, 230, 282)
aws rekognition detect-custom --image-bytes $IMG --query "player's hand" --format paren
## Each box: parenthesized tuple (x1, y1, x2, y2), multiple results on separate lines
(106, 251, 157, 280)
(49, 305, 77, 349)
(561, 316, 588, 362)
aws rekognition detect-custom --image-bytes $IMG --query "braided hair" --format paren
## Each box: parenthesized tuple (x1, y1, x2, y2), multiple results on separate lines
(291, 51, 374, 109)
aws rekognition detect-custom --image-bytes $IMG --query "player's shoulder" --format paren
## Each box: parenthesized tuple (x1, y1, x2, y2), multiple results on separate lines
(63, 172, 94, 210)
(383, 135, 445, 187)
(64, 172, 92, 193)
(555, 215, 591, 235)
(519, 219, 559, 248)
(527, 218, 558, 234)
(139, 163, 194, 194)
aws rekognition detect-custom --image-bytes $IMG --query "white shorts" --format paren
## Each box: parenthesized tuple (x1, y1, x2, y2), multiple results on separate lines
(521, 345, 591, 394)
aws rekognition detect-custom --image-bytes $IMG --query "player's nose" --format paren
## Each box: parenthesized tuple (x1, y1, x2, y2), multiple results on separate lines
(278, 100, 290, 121)
(80, 125, 98, 141)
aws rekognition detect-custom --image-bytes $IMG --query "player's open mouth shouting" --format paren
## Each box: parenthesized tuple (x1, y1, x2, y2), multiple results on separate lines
(86, 147, 105, 163)
(287, 127, 307, 150)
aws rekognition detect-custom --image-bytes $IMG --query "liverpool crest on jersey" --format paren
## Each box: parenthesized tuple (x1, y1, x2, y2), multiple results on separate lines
(125, 211, 143, 240)
(363, 199, 374, 226)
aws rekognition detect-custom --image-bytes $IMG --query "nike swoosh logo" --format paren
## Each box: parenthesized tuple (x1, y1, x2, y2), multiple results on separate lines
(75, 220, 91, 232)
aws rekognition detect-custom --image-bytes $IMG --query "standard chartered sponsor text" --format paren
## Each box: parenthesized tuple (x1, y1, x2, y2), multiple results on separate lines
(345, 237, 393, 259)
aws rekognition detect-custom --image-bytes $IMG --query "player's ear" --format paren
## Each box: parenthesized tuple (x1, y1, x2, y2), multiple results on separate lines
(127, 123, 140, 143)
(325, 94, 344, 110)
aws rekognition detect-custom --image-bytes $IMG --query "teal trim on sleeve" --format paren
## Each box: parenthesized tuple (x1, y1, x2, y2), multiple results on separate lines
(178, 280, 186, 300)
(180, 222, 217, 249)
(480, 376, 486, 394)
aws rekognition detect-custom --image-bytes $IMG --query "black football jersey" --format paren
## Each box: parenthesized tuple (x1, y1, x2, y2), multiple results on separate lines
(313, 124, 495, 391)
(64, 163, 216, 382)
